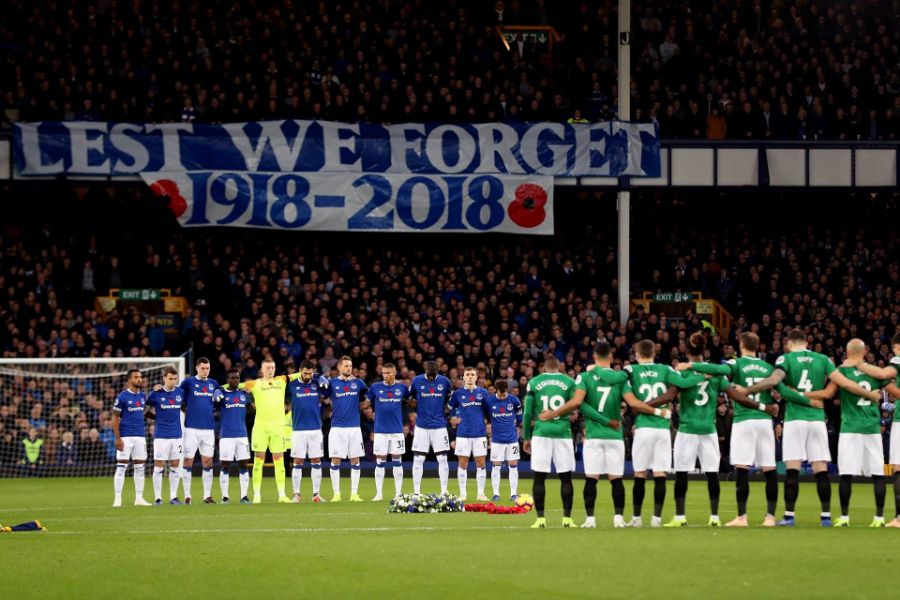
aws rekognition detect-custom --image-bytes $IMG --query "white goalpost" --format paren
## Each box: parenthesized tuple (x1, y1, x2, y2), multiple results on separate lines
(0, 357, 187, 477)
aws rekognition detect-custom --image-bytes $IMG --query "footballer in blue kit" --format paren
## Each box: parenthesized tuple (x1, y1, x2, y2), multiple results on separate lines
(178, 357, 219, 504)
(366, 363, 409, 500)
(146, 366, 185, 505)
(112, 368, 149, 507)
(327, 356, 369, 502)
(409, 361, 452, 494)
(448, 366, 492, 500)
(487, 380, 523, 500)
(286, 359, 331, 503)
(214, 367, 253, 504)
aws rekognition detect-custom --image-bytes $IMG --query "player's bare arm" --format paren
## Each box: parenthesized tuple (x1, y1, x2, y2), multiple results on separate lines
(645, 385, 677, 408)
(725, 385, 779, 416)
(742, 369, 785, 394)
(886, 382, 900, 400)
(624, 391, 669, 418)
(828, 370, 881, 402)
(805, 381, 838, 403)
(853, 362, 898, 381)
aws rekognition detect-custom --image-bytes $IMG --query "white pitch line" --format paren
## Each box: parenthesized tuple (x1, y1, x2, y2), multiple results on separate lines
(43, 525, 527, 536)
(59, 511, 398, 522)
(0, 505, 112, 512)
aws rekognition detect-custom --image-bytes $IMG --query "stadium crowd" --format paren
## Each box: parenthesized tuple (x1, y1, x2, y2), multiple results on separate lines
(1, 0, 899, 471)
(0, 187, 897, 470)
(1, 0, 898, 139)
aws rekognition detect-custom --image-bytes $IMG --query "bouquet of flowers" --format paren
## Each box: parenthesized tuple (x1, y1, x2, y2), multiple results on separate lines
(388, 493, 466, 513)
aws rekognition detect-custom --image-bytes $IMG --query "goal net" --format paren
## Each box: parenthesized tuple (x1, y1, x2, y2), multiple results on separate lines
(0, 357, 187, 478)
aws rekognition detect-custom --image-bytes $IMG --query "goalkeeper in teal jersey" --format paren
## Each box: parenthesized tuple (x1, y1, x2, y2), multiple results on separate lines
(743, 328, 881, 527)
(665, 333, 774, 528)
(522, 355, 577, 529)
(681, 332, 807, 527)
(621, 339, 704, 528)
(823, 339, 890, 527)
(541, 341, 667, 529)
(848, 332, 900, 527)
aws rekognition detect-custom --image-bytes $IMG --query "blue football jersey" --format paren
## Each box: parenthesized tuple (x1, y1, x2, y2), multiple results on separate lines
(448, 386, 491, 438)
(328, 377, 368, 428)
(410, 374, 451, 429)
(288, 375, 331, 431)
(214, 387, 250, 439)
(113, 389, 146, 437)
(180, 376, 219, 430)
(487, 394, 522, 444)
(367, 381, 409, 434)
(147, 388, 184, 439)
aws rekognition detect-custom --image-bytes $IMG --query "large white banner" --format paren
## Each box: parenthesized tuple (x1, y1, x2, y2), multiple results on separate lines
(16, 120, 661, 178)
(140, 171, 554, 235)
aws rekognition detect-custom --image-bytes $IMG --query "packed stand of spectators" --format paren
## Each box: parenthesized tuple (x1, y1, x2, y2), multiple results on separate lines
(1, 0, 899, 140)
(1, 185, 898, 471)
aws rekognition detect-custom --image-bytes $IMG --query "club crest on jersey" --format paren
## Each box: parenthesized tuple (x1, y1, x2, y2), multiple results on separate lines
(437, 384, 444, 390)
(351, 383, 358, 390)
(507, 403, 514, 411)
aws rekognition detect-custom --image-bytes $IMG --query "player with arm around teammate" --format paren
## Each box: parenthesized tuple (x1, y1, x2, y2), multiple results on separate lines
(666, 333, 771, 527)
(542, 341, 668, 528)
(848, 333, 900, 527)
(523, 356, 578, 528)
(623, 340, 703, 528)
(830, 339, 890, 527)
(286, 360, 331, 503)
(678, 332, 796, 527)
(239, 358, 304, 504)
(741, 328, 881, 526)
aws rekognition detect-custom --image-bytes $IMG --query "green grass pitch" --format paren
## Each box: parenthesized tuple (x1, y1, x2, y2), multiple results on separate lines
(2, 477, 899, 599)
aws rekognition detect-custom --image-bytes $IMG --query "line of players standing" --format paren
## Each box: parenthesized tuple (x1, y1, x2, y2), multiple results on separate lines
(110, 356, 523, 506)
(112, 328, 900, 529)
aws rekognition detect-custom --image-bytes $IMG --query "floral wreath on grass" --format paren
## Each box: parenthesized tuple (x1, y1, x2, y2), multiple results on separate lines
(388, 493, 466, 513)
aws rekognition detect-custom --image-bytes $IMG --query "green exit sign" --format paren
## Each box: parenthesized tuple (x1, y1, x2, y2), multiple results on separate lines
(120, 289, 161, 301)
(653, 292, 693, 302)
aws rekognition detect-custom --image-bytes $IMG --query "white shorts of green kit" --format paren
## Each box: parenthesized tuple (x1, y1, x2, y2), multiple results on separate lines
(730, 420, 775, 468)
(530, 437, 575, 473)
(583, 439, 625, 476)
(632, 428, 671, 473)
(783, 420, 831, 462)
(838, 433, 883, 476)
(673, 432, 720, 472)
